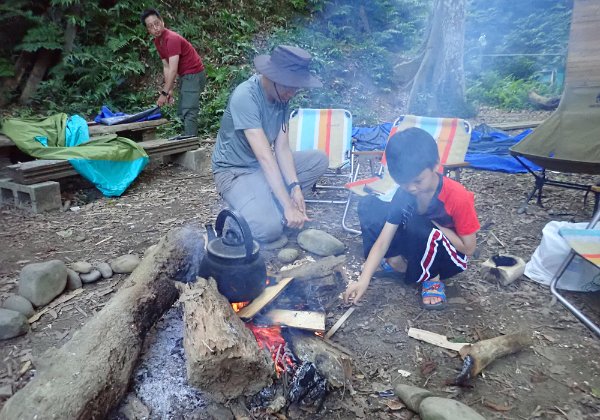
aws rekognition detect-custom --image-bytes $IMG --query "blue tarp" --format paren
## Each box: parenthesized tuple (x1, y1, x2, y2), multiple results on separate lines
(351, 122, 541, 173)
(66, 115, 149, 196)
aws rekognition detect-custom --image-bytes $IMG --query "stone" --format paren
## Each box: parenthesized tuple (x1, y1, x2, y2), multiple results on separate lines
(80, 270, 102, 284)
(260, 234, 288, 250)
(2, 295, 35, 318)
(278, 248, 299, 264)
(96, 262, 113, 279)
(110, 254, 141, 274)
(394, 383, 434, 412)
(70, 261, 92, 274)
(297, 229, 345, 257)
(0, 308, 29, 340)
(19, 260, 67, 307)
(66, 269, 82, 290)
(119, 395, 150, 420)
(0, 384, 12, 398)
(419, 397, 486, 420)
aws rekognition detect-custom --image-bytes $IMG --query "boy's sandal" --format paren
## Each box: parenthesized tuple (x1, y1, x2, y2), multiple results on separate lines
(380, 258, 395, 273)
(421, 279, 447, 310)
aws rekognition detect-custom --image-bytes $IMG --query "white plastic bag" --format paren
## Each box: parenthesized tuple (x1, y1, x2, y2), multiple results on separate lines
(525, 221, 600, 292)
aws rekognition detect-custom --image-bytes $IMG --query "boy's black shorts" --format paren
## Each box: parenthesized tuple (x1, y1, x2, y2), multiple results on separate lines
(358, 195, 468, 283)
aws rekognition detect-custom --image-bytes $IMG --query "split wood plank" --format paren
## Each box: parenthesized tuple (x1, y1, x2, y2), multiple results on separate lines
(28, 288, 84, 323)
(87, 118, 168, 135)
(407, 327, 470, 352)
(237, 277, 294, 321)
(491, 120, 544, 130)
(324, 306, 356, 339)
(263, 309, 325, 331)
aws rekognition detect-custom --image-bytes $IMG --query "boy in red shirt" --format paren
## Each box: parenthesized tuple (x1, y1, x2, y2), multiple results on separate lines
(141, 9, 206, 136)
(344, 128, 480, 309)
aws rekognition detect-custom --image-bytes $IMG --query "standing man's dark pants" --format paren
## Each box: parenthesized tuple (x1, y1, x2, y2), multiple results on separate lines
(178, 71, 206, 136)
(358, 195, 468, 283)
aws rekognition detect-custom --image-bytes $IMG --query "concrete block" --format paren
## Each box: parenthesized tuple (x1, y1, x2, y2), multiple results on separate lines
(169, 147, 212, 176)
(0, 178, 61, 213)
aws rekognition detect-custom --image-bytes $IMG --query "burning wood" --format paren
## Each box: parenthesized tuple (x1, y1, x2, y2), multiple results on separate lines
(260, 309, 326, 332)
(237, 276, 294, 321)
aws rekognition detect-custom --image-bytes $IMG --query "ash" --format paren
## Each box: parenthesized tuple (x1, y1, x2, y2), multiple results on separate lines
(115, 305, 206, 418)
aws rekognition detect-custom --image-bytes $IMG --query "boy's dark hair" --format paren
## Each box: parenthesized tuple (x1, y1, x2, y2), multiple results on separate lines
(385, 127, 439, 184)
(140, 8, 161, 26)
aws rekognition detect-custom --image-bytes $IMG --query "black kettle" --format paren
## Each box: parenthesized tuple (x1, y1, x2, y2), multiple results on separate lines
(199, 209, 266, 302)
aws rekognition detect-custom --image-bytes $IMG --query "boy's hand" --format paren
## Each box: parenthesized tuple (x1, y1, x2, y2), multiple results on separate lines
(343, 280, 369, 305)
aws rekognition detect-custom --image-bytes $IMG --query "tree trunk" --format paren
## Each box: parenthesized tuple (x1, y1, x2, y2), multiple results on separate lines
(18, 49, 55, 105)
(0, 227, 203, 420)
(181, 277, 274, 402)
(407, 0, 468, 117)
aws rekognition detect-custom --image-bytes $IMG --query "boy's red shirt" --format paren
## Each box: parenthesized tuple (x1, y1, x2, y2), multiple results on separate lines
(387, 175, 480, 236)
(154, 29, 204, 76)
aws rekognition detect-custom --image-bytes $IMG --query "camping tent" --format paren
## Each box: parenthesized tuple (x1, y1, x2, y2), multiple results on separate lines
(510, 0, 600, 176)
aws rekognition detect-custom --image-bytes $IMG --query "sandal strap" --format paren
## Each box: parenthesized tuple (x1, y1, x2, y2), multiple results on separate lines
(421, 280, 446, 301)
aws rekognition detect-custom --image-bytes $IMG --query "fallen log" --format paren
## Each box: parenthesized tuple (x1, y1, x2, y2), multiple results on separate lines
(455, 332, 532, 385)
(287, 331, 352, 389)
(0, 227, 203, 420)
(181, 277, 274, 403)
(528, 90, 560, 110)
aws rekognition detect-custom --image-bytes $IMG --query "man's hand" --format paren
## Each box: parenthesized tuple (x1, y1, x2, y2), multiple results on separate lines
(290, 186, 307, 216)
(283, 204, 309, 229)
(157, 94, 169, 107)
(343, 280, 369, 305)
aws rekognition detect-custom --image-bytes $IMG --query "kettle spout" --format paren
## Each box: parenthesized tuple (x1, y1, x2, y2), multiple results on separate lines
(205, 223, 217, 242)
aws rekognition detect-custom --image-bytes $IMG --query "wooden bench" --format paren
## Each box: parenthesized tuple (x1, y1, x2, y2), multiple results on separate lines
(6, 137, 200, 185)
(0, 118, 169, 159)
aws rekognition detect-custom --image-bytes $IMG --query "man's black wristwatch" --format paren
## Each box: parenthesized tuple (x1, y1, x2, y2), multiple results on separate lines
(160, 90, 168, 96)
(287, 181, 301, 192)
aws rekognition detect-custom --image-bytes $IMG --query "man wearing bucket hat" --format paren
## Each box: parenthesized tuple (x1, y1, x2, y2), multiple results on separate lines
(212, 45, 328, 244)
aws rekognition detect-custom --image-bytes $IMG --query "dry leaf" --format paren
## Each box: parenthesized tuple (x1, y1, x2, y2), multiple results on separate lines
(483, 400, 512, 412)
(385, 399, 406, 411)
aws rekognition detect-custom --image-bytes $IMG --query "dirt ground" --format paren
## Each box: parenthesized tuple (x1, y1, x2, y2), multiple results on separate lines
(1, 109, 600, 419)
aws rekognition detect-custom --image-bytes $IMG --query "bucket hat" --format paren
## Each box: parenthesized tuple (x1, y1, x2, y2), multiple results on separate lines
(254, 45, 322, 88)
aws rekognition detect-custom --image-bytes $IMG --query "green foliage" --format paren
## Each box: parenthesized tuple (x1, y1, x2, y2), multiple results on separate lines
(466, 71, 553, 110)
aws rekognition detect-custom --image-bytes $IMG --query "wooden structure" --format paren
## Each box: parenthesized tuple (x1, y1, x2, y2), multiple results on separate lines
(5, 137, 199, 185)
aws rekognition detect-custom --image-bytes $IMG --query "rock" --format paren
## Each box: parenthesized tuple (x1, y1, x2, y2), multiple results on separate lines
(419, 397, 486, 420)
(66, 269, 82, 290)
(0, 383, 12, 398)
(2, 295, 35, 318)
(96, 262, 113, 279)
(80, 270, 102, 284)
(0, 308, 29, 340)
(278, 248, 299, 264)
(19, 260, 67, 307)
(260, 234, 288, 250)
(394, 383, 434, 412)
(71, 261, 92, 274)
(119, 395, 150, 420)
(297, 229, 345, 256)
(110, 254, 141, 274)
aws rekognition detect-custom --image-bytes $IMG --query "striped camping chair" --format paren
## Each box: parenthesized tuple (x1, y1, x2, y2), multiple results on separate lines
(551, 207, 600, 337)
(342, 115, 472, 233)
(288, 108, 353, 206)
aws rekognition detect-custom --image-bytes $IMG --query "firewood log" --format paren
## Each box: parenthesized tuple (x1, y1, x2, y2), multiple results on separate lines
(0, 227, 202, 420)
(181, 277, 274, 402)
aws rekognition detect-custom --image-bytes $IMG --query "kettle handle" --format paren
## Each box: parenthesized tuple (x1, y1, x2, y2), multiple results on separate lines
(215, 209, 255, 260)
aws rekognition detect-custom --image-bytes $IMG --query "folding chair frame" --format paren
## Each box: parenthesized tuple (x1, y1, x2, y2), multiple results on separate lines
(549, 208, 600, 338)
(512, 154, 600, 214)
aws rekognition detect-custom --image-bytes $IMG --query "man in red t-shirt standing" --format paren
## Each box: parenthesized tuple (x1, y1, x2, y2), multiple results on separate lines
(141, 9, 206, 136)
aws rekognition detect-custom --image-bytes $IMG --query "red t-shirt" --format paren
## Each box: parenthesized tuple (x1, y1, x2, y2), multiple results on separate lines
(153, 29, 204, 76)
(387, 175, 480, 236)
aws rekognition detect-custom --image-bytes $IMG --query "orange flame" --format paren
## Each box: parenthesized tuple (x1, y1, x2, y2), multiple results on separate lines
(231, 301, 250, 312)
(246, 322, 294, 376)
